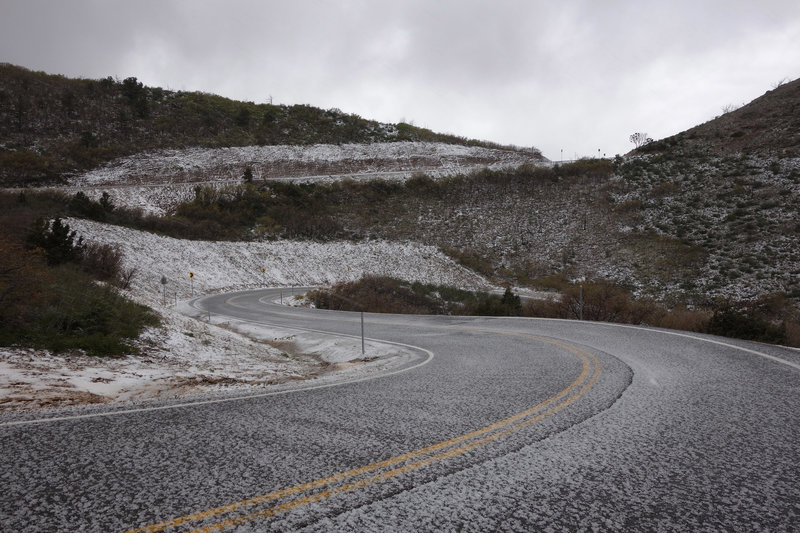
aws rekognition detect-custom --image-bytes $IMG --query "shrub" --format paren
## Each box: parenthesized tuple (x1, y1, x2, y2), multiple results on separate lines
(785, 321, 800, 348)
(0, 237, 54, 332)
(68, 191, 114, 221)
(652, 305, 710, 332)
(705, 304, 786, 344)
(20, 265, 159, 356)
(309, 275, 524, 317)
(25, 217, 85, 265)
(80, 242, 123, 282)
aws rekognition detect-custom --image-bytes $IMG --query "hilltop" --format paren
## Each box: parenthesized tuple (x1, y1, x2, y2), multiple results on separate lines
(637, 78, 800, 157)
(0, 64, 542, 186)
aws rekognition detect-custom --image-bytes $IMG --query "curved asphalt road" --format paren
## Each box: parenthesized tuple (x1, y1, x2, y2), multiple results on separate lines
(1, 288, 798, 532)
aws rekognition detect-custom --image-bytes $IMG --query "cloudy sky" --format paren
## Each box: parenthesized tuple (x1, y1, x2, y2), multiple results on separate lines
(2, 0, 799, 160)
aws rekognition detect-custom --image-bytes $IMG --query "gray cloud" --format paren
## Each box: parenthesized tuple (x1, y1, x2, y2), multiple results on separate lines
(2, 0, 799, 158)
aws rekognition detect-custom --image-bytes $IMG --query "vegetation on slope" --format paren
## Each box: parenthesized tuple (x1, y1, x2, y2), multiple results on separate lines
(14, 151, 799, 346)
(0, 64, 539, 186)
(0, 191, 159, 355)
(635, 78, 800, 158)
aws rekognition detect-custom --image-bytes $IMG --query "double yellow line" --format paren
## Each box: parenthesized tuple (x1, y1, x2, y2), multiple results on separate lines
(125, 333, 601, 533)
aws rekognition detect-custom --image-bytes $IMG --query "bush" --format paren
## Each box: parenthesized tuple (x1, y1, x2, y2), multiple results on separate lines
(0, 261, 159, 356)
(80, 242, 123, 282)
(705, 305, 786, 344)
(19, 265, 158, 356)
(1, 198, 157, 356)
(652, 305, 710, 332)
(25, 217, 85, 265)
(0, 237, 54, 332)
(309, 275, 524, 317)
(785, 321, 800, 348)
(68, 191, 114, 221)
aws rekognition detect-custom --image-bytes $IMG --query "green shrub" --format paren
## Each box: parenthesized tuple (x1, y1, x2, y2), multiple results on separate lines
(705, 303, 786, 344)
(1, 264, 159, 356)
(25, 217, 85, 265)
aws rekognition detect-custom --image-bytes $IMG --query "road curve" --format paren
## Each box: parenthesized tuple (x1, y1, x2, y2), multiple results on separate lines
(1, 288, 798, 532)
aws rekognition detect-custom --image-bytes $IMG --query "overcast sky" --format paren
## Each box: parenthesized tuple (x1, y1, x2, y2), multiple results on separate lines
(2, 0, 799, 160)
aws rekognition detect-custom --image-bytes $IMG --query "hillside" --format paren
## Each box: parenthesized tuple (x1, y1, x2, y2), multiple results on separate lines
(2, 65, 800, 362)
(0, 64, 543, 186)
(638, 78, 800, 157)
(36, 73, 799, 308)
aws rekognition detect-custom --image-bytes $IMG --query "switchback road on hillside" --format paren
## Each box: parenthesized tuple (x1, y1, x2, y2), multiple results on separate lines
(1, 288, 798, 532)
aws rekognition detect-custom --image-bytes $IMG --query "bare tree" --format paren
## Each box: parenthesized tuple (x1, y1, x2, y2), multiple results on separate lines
(771, 78, 789, 90)
(118, 267, 137, 290)
(629, 132, 651, 148)
(721, 103, 740, 114)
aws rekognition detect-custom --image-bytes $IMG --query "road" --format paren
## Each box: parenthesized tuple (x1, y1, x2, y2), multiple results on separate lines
(1, 288, 798, 532)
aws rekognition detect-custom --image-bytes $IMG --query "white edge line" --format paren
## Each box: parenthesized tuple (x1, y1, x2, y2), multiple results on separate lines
(607, 322, 800, 371)
(504, 316, 800, 372)
(218, 289, 800, 372)
(0, 319, 434, 428)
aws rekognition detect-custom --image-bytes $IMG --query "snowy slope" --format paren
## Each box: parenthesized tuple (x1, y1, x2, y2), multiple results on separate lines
(0, 219, 491, 412)
(61, 142, 546, 215)
(72, 142, 543, 187)
(67, 218, 491, 303)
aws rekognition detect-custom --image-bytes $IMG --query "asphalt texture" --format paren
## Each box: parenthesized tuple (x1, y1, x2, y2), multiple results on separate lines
(1, 288, 798, 532)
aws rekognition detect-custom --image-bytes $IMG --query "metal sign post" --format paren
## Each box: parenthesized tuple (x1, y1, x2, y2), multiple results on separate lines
(160, 275, 167, 305)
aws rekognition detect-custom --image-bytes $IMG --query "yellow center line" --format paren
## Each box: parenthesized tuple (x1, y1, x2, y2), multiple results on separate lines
(124, 325, 602, 533)
(191, 347, 603, 533)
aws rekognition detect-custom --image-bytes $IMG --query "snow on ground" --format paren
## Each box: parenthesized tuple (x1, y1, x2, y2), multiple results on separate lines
(3, 142, 508, 412)
(1, 218, 490, 412)
(0, 310, 309, 411)
(67, 218, 491, 305)
(71, 142, 543, 187)
(60, 142, 546, 215)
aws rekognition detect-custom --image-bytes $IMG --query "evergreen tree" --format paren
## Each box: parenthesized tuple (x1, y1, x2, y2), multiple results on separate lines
(26, 217, 84, 265)
(501, 286, 523, 316)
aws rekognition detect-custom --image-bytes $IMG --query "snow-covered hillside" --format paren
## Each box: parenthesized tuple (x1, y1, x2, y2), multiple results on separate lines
(0, 219, 492, 413)
(63, 142, 546, 214)
(72, 142, 543, 186)
(67, 219, 491, 304)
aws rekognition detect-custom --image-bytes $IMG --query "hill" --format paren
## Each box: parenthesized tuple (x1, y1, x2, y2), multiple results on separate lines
(18, 71, 798, 310)
(0, 64, 542, 186)
(2, 65, 799, 354)
(637, 78, 800, 157)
